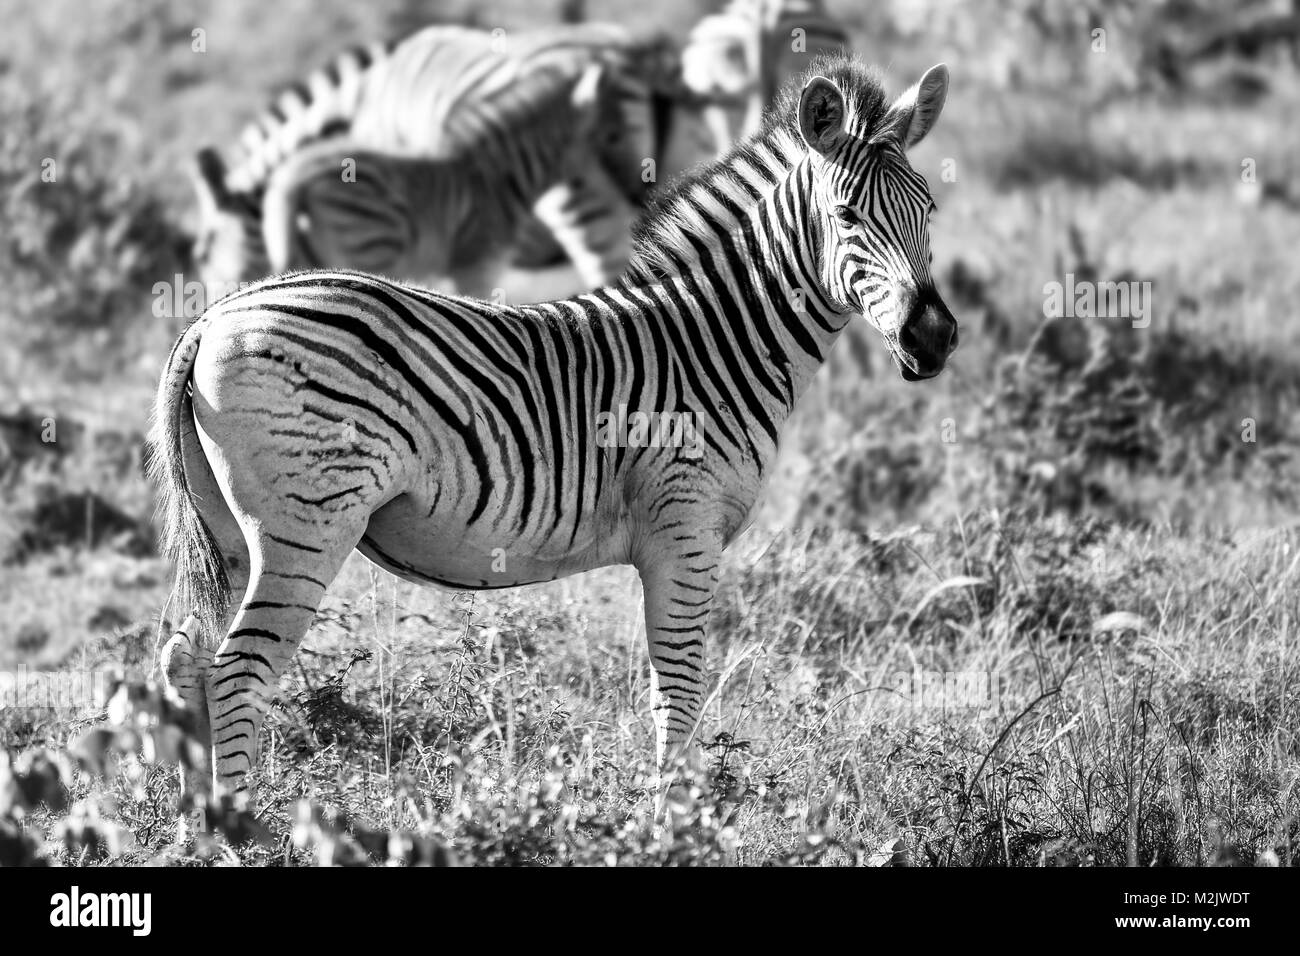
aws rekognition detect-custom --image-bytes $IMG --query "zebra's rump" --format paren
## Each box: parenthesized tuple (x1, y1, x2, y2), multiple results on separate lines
(260, 140, 510, 283)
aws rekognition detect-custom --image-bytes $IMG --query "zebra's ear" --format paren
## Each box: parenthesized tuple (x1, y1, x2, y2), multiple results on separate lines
(192, 147, 234, 211)
(876, 64, 949, 150)
(797, 76, 847, 156)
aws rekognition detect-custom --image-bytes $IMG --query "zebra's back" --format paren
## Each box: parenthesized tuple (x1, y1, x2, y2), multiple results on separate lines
(349, 22, 657, 206)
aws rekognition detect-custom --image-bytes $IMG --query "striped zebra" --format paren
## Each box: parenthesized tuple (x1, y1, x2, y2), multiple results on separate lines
(343, 22, 673, 294)
(259, 64, 611, 296)
(151, 56, 956, 809)
(191, 23, 666, 298)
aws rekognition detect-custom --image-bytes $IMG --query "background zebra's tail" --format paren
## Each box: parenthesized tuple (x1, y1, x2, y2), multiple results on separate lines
(146, 315, 230, 642)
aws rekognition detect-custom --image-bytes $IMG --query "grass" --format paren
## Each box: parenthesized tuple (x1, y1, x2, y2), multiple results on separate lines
(9, 516, 1298, 865)
(2, 0, 1299, 865)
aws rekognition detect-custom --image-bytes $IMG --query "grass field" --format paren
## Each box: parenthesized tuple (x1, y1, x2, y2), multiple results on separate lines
(2, 0, 1299, 865)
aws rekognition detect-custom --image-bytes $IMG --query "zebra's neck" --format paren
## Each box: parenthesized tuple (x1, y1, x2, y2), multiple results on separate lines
(613, 127, 851, 424)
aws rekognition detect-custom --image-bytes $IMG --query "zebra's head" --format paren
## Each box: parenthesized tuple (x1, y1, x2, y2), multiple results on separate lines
(796, 62, 957, 381)
(190, 147, 268, 294)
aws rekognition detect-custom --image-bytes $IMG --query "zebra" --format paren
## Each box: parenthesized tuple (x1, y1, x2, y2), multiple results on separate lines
(191, 23, 666, 299)
(343, 21, 674, 296)
(314, 8, 850, 287)
(258, 63, 614, 296)
(150, 56, 957, 811)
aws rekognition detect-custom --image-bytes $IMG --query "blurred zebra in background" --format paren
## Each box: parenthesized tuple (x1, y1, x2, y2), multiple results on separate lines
(192, 23, 654, 297)
(260, 63, 611, 296)
(332, 22, 669, 298)
(152, 58, 956, 804)
(190, 4, 852, 301)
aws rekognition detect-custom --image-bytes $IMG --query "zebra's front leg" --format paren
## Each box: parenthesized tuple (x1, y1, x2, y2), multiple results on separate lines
(636, 538, 722, 793)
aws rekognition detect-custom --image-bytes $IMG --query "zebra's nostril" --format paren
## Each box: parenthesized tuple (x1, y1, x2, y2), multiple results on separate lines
(899, 322, 920, 352)
(903, 306, 957, 358)
(932, 318, 954, 354)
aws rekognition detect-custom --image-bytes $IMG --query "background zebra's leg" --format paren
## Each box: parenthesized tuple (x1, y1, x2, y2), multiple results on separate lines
(636, 538, 722, 808)
(528, 166, 635, 292)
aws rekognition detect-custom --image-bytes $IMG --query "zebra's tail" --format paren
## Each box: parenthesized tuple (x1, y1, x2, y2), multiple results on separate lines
(146, 316, 230, 643)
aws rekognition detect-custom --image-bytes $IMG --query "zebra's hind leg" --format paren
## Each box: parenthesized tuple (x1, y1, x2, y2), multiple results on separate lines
(207, 532, 360, 801)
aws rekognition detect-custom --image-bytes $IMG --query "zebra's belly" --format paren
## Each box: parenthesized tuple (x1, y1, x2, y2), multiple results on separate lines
(356, 492, 629, 591)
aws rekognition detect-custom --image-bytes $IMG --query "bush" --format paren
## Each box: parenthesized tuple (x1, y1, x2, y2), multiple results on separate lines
(0, 87, 189, 383)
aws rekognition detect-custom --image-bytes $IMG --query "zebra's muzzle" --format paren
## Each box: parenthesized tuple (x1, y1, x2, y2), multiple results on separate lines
(896, 288, 958, 381)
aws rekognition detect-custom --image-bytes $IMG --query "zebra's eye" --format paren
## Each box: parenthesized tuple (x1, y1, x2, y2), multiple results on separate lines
(833, 205, 860, 228)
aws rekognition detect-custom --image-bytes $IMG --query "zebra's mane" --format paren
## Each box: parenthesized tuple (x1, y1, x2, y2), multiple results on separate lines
(622, 56, 889, 285)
